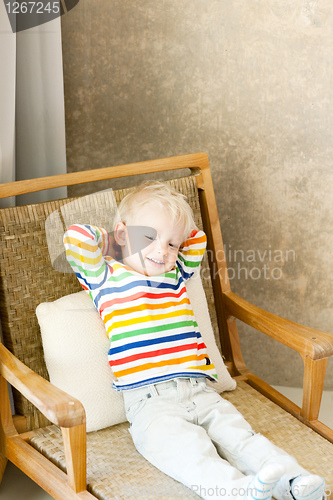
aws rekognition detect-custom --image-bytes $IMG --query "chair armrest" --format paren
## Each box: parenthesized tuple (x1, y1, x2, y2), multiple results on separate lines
(223, 291, 333, 361)
(0, 343, 85, 428)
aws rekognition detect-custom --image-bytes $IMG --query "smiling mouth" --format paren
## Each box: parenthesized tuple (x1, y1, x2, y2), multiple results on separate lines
(147, 257, 164, 266)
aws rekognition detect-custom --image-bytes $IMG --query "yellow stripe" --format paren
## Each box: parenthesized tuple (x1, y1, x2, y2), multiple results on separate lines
(113, 354, 207, 378)
(186, 363, 216, 372)
(104, 297, 191, 323)
(65, 248, 103, 266)
(64, 236, 99, 253)
(110, 308, 194, 330)
(112, 261, 125, 272)
(181, 247, 205, 256)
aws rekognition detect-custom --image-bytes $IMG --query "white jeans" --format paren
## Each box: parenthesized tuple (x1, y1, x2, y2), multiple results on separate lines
(123, 378, 307, 500)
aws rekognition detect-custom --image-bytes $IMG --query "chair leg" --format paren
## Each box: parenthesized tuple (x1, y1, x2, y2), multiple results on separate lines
(62, 423, 87, 493)
(0, 453, 7, 485)
(0, 376, 17, 485)
(0, 377, 6, 485)
(301, 356, 328, 422)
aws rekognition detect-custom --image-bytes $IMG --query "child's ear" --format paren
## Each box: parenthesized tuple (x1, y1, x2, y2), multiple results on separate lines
(114, 222, 127, 247)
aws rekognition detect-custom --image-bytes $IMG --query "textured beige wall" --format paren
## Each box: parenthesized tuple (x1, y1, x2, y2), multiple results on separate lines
(62, 0, 333, 388)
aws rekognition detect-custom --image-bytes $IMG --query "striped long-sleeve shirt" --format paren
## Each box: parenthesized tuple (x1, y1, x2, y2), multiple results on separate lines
(64, 224, 217, 390)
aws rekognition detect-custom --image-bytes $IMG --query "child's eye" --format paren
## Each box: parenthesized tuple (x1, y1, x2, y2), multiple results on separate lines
(169, 242, 179, 249)
(145, 235, 155, 241)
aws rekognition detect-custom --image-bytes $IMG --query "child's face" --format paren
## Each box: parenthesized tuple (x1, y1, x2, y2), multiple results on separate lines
(115, 202, 186, 276)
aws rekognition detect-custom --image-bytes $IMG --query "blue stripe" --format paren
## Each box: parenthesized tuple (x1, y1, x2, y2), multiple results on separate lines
(108, 331, 200, 355)
(178, 266, 195, 281)
(83, 224, 99, 237)
(94, 277, 182, 304)
(176, 257, 196, 281)
(76, 265, 109, 290)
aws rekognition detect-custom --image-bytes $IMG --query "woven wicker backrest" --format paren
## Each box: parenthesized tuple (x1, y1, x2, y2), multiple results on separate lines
(0, 175, 220, 430)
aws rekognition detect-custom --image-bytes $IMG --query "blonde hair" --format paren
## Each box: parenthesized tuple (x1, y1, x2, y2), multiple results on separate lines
(115, 181, 196, 239)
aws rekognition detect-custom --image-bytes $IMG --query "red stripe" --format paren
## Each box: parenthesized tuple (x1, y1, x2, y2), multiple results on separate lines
(70, 225, 93, 239)
(100, 287, 187, 313)
(110, 342, 199, 367)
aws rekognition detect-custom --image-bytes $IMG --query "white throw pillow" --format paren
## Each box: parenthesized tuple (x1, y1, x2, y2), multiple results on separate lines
(37, 291, 126, 432)
(37, 274, 236, 432)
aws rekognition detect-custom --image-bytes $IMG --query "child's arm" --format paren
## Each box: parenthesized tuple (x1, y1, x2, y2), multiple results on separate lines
(64, 224, 111, 290)
(177, 229, 207, 281)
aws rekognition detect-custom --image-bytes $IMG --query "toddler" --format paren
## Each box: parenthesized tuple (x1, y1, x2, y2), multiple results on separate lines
(64, 181, 325, 500)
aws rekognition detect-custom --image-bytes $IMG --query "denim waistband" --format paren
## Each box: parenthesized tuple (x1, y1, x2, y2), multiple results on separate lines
(123, 377, 207, 406)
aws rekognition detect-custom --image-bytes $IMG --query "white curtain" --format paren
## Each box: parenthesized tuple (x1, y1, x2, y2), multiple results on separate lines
(0, 5, 67, 208)
(0, 5, 67, 412)
(0, 5, 16, 207)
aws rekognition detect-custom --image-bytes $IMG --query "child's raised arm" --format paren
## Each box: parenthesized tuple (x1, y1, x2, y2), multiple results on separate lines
(177, 229, 207, 281)
(64, 224, 110, 290)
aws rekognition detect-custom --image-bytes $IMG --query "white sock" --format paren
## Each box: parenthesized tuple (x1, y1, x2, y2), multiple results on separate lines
(247, 464, 286, 500)
(290, 475, 325, 500)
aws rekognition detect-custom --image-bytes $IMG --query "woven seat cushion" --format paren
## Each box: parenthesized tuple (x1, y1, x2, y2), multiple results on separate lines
(36, 270, 236, 432)
(29, 381, 333, 500)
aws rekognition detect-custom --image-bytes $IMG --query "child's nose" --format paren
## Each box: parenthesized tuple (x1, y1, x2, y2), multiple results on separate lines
(156, 238, 168, 254)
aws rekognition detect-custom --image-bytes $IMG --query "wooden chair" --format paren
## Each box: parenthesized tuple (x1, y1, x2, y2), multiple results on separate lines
(0, 153, 332, 500)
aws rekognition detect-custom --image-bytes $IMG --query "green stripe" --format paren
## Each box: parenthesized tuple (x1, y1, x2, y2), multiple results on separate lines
(67, 259, 106, 277)
(112, 320, 197, 342)
(110, 270, 135, 282)
(164, 271, 176, 278)
(111, 269, 176, 282)
(178, 254, 201, 268)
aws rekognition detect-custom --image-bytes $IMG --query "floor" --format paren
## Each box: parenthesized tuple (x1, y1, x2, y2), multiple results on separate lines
(0, 386, 332, 500)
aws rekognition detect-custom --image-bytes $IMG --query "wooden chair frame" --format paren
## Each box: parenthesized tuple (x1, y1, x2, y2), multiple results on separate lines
(0, 153, 333, 499)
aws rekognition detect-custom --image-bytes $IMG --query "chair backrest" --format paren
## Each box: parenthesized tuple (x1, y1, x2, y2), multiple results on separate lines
(0, 157, 226, 430)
